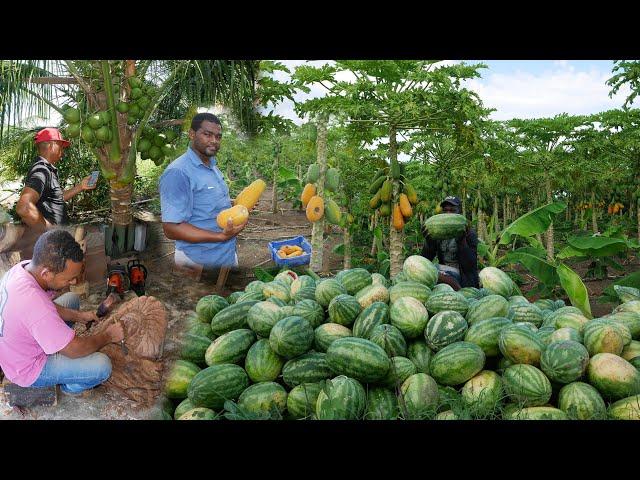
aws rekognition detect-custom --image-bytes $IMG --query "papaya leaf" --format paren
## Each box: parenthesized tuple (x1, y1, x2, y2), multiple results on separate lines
(499, 202, 567, 245)
(254, 267, 274, 283)
(277, 165, 298, 181)
(503, 251, 559, 287)
(557, 263, 592, 319)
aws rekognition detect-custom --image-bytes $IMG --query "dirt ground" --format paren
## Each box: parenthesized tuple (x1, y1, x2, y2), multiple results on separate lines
(0, 188, 345, 420)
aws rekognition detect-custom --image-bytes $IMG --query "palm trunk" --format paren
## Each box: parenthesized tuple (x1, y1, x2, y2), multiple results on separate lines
(591, 191, 598, 234)
(343, 227, 351, 270)
(545, 174, 554, 261)
(310, 114, 328, 272)
(388, 126, 404, 277)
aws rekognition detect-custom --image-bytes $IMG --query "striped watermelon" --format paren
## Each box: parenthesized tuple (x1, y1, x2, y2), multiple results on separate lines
(540, 340, 589, 384)
(391, 271, 408, 285)
(354, 284, 390, 309)
(204, 328, 256, 366)
(614, 300, 640, 315)
(536, 326, 557, 345)
(211, 300, 260, 336)
(226, 291, 244, 305)
(173, 398, 196, 420)
(316, 375, 366, 420)
(286, 381, 325, 419)
(267, 297, 287, 307)
(274, 270, 298, 286)
(429, 342, 485, 386)
(403, 255, 439, 287)
(237, 382, 288, 417)
(608, 394, 640, 420)
(499, 324, 545, 366)
(424, 310, 468, 351)
(622, 340, 640, 361)
(399, 373, 440, 419)
(461, 370, 503, 418)
(244, 339, 284, 383)
(534, 299, 557, 311)
(328, 294, 362, 327)
(180, 327, 214, 365)
(326, 337, 391, 383)
(262, 280, 291, 303)
(502, 364, 552, 407)
(557, 381, 607, 420)
(466, 295, 509, 325)
(459, 287, 480, 299)
(605, 311, 640, 340)
(314, 323, 352, 352)
(236, 290, 265, 303)
(245, 280, 266, 294)
(178, 407, 217, 420)
(352, 302, 389, 339)
(407, 340, 432, 374)
(508, 295, 530, 307)
(282, 352, 333, 387)
(550, 327, 583, 344)
(464, 317, 512, 357)
(187, 364, 249, 410)
(369, 324, 407, 357)
(554, 311, 590, 333)
(426, 291, 469, 316)
(479, 267, 515, 298)
(371, 273, 388, 287)
(364, 387, 399, 420)
(382, 356, 418, 388)
(290, 299, 325, 328)
(515, 322, 538, 332)
(390, 296, 429, 339)
(432, 283, 454, 294)
(508, 303, 544, 327)
(503, 406, 568, 420)
(389, 281, 431, 304)
(269, 316, 314, 359)
(315, 279, 347, 307)
(165, 360, 201, 399)
(246, 301, 284, 337)
(336, 268, 373, 295)
(614, 286, 640, 303)
(196, 295, 229, 323)
(423, 213, 468, 240)
(291, 276, 317, 302)
(587, 353, 640, 400)
(435, 410, 459, 420)
(583, 319, 628, 356)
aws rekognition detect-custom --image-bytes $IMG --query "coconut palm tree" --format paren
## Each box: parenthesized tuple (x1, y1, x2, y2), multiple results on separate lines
(0, 60, 259, 250)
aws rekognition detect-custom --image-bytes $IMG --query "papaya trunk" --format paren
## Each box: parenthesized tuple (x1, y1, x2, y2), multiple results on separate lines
(388, 126, 404, 278)
(503, 196, 508, 228)
(591, 191, 598, 234)
(461, 188, 466, 217)
(493, 195, 500, 234)
(545, 174, 554, 261)
(536, 233, 544, 248)
(370, 212, 378, 256)
(272, 147, 279, 214)
(343, 227, 351, 270)
(310, 114, 328, 272)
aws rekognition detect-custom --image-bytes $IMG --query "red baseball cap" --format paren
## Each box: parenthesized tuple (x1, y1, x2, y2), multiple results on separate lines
(34, 128, 70, 147)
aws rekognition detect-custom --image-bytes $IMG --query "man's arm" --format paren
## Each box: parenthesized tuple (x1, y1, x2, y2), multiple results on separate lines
(163, 218, 247, 243)
(54, 303, 98, 324)
(63, 175, 96, 201)
(59, 322, 124, 359)
(15, 187, 50, 229)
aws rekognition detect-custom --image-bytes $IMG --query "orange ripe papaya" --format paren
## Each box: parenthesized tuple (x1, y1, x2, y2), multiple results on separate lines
(392, 204, 404, 231)
(217, 204, 249, 229)
(235, 179, 267, 210)
(399, 194, 413, 217)
(301, 183, 317, 208)
(306, 195, 324, 222)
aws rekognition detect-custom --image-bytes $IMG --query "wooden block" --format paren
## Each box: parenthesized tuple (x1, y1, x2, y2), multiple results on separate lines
(4, 382, 57, 408)
(215, 267, 231, 293)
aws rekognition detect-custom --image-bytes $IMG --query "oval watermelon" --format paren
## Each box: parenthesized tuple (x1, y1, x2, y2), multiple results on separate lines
(315, 279, 347, 307)
(165, 360, 201, 399)
(498, 324, 545, 366)
(328, 294, 362, 327)
(290, 299, 325, 328)
(314, 323, 352, 352)
(196, 295, 229, 322)
(382, 356, 418, 388)
(390, 296, 429, 339)
(407, 340, 432, 374)
(389, 281, 432, 304)
(426, 291, 469, 316)
(326, 337, 391, 383)
(464, 317, 512, 357)
(403, 255, 438, 287)
(287, 381, 325, 419)
(557, 381, 607, 420)
(315, 376, 366, 420)
(369, 324, 407, 357)
(429, 341, 485, 386)
(354, 284, 390, 309)
(187, 364, 249, 410)
(282, 352, 333, 387)
(364, 387, 399, 420)
(244, 339, 284, 383)
(211, 300, 260, 336)
(237, 382, 288, 417)
(352, 302, 389, 339)
(461, 370, 503, 418)
(204, 328, 256, 366)
(269, 316, 314, 359)
(540, 340, 589, 384)
(466, 295, 509, 325)
(502, 364, 552, 407)
(608, 394, 640, 420)
(399, 373, 439, 419)
(479, 267, 515, 298)
(587, 353, 640, 400)
(425, 310, 468, 351)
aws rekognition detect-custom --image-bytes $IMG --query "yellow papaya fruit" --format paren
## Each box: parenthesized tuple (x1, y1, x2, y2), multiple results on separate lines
(392, 204, 404, 231)
(217, 205, 249, 229)
(235, 179, 266, 210)
(301, 183, 317, 208)
(399, 194, 413, 218)
(306, 196, 325, 222)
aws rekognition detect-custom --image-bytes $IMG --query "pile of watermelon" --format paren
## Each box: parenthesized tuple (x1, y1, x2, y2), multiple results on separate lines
(160, 255, 640, 420)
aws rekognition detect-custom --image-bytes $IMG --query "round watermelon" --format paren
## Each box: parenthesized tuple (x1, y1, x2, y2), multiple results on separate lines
(390, 296, 429, 339)
(352, 302, 389, 339)
(291, 299, 325, 328)
(479, 267, 515, 298)
(557, 381, 607, 420)
(315, 279, 347, 307)
(269, 316, 314, 359)
(402, 255, 438, 287)
(369, 324, 407, 357)
(502, 364, 552, 407)
(328, 294, 362, 327)
(400, 373, 439, 419)
(244, 339, 285, 383)
(282, 352, 333, 387)
(314, 323, 352, 352)
(315, 376, 366, 420)
(540, 340, 589, 384)
(237, 382, 288, 417)
(425, 310, 468, 351)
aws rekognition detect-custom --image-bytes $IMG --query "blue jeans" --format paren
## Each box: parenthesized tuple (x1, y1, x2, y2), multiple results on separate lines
(29, 292, 112, 394)
(437, 264, 462, 284)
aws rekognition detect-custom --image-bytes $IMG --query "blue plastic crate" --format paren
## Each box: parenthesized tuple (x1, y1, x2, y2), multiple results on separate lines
(269, 235, 312, 267)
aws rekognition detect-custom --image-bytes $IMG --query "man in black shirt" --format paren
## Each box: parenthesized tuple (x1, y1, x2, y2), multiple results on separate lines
(421, 196, 480, 290)
(16, 128, 96, 230)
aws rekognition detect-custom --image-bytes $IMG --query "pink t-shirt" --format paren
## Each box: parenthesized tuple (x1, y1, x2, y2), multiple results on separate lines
(0, 261, 75, 386)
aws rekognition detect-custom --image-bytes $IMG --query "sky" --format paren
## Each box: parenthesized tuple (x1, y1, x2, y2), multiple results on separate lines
(266, 60, 636, 124)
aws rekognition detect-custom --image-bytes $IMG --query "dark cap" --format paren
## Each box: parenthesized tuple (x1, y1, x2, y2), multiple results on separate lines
(441, 196, 461, 208)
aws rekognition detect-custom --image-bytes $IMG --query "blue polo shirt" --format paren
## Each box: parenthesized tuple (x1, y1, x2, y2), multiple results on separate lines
(159, 147, 237, 267)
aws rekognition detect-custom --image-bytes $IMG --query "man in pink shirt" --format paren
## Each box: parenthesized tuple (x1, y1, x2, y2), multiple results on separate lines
(0, 229, 124, 395)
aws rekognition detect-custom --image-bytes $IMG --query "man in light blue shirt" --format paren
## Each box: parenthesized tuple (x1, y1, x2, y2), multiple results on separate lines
(159, 113, 247, 280)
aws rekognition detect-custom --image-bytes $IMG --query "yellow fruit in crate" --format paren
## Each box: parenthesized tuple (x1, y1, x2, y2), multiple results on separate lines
(235, 179, 266, 209)
(217, 205, 249, 229)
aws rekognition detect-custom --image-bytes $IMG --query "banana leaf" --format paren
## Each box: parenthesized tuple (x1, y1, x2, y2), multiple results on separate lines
(566, 234, 628, 257)
(499, 202, 567, 245)
(557, 263, 592, 319)
(503, 250, 559, 287)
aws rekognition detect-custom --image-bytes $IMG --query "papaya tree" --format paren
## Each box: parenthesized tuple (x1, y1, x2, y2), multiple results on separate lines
(0, 60, 259, 252)
(293, 60, 487, 276)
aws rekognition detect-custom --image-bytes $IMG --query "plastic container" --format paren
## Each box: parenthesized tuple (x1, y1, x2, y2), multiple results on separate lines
(269, 235, 312, 267)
